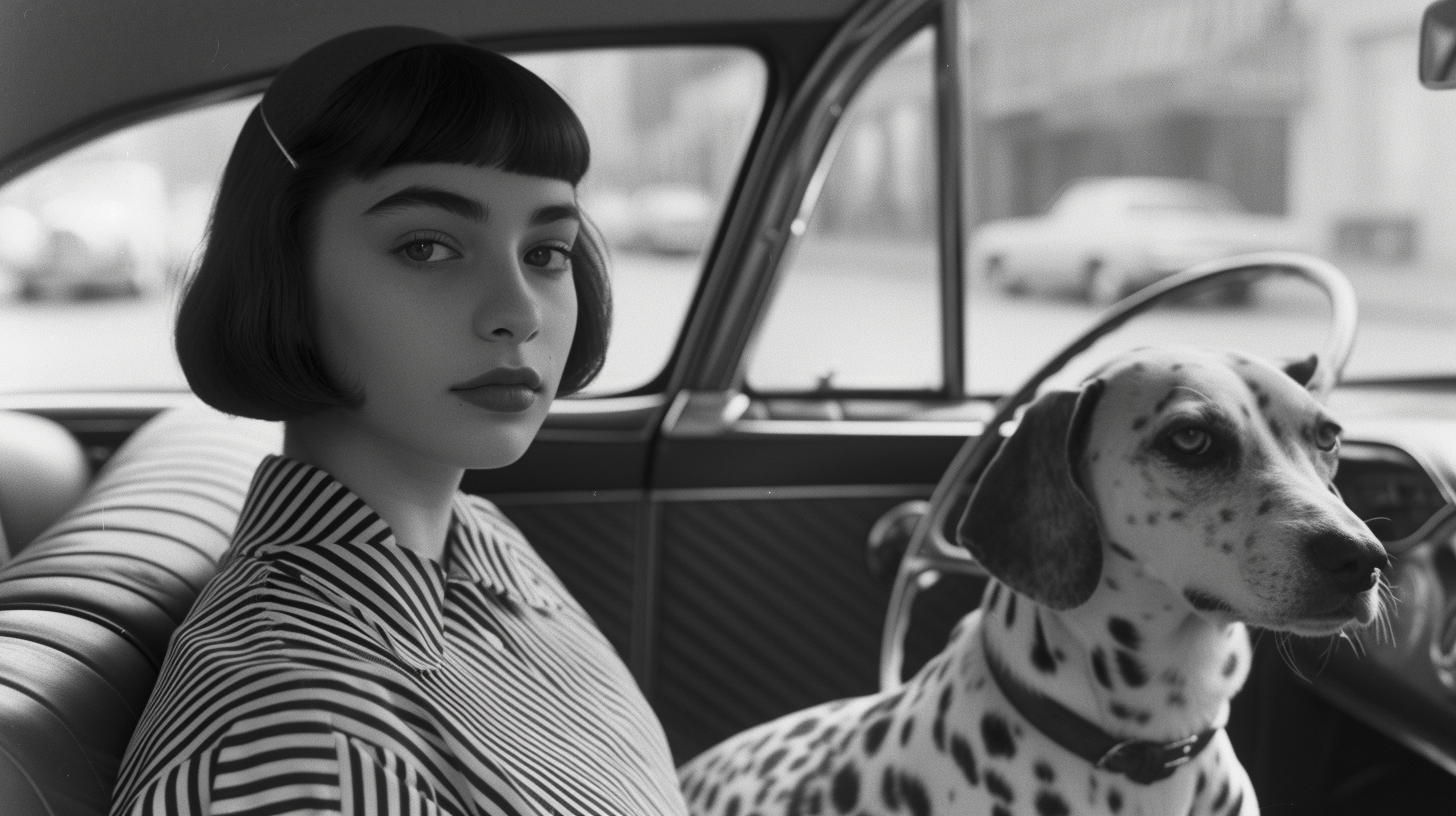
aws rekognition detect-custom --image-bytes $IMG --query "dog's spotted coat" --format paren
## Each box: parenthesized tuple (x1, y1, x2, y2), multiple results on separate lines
(678, 349, 1389, 816)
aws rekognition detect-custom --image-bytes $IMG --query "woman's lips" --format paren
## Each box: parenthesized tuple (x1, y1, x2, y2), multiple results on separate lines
(451, 367, 543, 413)
(454, 383, 537, 413)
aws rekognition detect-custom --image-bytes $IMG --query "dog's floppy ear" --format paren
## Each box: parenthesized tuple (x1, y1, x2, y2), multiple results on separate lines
(1282, 354, 1318, 389)
(957, 379, 1105, 610)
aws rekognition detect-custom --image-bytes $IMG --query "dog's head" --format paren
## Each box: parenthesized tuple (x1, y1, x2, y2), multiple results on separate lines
(958, 347, 1387, 636)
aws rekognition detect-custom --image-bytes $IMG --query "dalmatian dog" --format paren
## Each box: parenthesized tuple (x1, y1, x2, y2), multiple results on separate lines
(678, 347, 1390, 816)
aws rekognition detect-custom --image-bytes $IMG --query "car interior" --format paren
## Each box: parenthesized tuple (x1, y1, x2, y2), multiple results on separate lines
(6, 0, 1456, 814)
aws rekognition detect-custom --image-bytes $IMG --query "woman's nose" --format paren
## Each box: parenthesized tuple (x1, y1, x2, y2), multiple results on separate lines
(472, 262, 542, 343)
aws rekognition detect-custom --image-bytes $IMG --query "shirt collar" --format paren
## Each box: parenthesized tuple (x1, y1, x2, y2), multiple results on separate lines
(231, 456, 558, 668)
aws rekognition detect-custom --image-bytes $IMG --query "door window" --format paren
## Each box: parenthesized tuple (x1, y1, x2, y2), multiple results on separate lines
(745, 29, 940, 393)
(0, 46, 766, 397)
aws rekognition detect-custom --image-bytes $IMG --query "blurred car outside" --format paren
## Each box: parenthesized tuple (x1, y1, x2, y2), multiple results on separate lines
(968, 176, 1310, 305)
(0, 159, 171, 301)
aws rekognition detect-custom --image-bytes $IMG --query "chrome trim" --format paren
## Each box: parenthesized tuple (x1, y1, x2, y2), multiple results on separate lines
(650, 483, 934, 503)
(729, 418, 985, 437)
(661, 390, 751, 438)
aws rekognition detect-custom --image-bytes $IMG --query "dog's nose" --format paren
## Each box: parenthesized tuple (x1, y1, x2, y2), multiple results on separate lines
(1308, 531, 1389, 593)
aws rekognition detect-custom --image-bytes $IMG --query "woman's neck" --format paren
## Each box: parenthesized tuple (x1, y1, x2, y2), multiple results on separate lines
(283, 411, 463, 563)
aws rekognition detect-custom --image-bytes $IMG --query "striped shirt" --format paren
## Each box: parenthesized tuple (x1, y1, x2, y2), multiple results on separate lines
(112, 455, 687, 816)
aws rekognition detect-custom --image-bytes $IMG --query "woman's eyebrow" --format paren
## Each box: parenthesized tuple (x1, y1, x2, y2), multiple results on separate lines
(364, 185, 487, 221)
(531, 203, 581, 226)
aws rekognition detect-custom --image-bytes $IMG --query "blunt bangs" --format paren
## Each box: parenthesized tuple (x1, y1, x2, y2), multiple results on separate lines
(295, 46, 590, 184)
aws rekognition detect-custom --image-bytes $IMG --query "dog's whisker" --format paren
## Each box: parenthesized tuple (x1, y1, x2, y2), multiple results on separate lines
(1360, 516, 1392, 525)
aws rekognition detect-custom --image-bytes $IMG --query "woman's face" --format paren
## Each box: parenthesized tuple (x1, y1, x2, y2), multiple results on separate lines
(306, 162, 579, 470)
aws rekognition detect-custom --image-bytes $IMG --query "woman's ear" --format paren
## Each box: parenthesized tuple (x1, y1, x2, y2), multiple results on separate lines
(956, 379, 1105, 610)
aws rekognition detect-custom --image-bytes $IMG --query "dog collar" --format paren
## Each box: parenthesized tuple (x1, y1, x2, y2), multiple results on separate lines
(983, 640, 1217, 785)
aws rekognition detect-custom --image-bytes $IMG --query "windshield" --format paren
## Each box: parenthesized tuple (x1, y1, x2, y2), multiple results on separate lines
(960, 0, 1456, 391)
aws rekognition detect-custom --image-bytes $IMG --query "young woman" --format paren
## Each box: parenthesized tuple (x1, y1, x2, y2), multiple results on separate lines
(112, 27, 687, 816)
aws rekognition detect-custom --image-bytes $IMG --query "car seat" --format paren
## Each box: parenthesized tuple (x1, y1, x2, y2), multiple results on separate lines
(0, 410, 91, 559)
(0, 405, 280, 816)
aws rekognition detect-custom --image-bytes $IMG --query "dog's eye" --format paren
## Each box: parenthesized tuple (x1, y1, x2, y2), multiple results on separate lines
(1167, 427, 1213, 456)
(1314, 421, 1341, 451)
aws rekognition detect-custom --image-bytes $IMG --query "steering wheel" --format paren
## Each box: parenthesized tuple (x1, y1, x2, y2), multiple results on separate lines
(878, 251, 1360, 691)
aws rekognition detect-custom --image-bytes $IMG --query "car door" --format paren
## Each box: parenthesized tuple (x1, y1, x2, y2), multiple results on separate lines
(628, 0, 991, 762)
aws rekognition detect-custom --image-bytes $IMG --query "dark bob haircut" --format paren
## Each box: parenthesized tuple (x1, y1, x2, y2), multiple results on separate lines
(176, 43, 610, 421)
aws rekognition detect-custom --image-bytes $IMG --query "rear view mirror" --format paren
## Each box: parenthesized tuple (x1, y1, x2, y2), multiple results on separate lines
(1422, 0, 1456, 88)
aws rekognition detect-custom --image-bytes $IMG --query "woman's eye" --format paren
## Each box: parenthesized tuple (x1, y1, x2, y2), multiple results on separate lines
(524, 245, 572, 272)
(397, 239, 459, 264)
(1168, 427, 1213, 456)
(1314, 421, 1341, 451)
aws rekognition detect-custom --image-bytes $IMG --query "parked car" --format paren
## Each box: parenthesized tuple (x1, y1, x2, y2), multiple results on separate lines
(970, 176, 1309, 304)
(3, 0, 1456, 814)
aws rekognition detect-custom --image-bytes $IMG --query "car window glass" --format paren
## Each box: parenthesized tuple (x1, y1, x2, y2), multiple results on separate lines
(746, 28, 939, 393)
(0, 46, 766, 398)
(963, 3, 1456, 396)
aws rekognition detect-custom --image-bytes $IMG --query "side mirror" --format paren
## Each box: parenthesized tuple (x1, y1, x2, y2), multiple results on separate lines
(1422, 0, 1456, 88)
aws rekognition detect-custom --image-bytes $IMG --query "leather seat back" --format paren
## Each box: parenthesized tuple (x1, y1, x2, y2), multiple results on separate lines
(0, 405, 279, 816)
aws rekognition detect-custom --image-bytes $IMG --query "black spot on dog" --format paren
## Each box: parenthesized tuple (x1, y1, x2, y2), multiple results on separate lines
(724, 795, 741, 816)
(1170, 509, 1185, 521)
(1212, 779, 1231, 811)
(1036, 791, 1070, 816)
(1196, 771, 1207, 794)
(1108, 541, 1136, 560)
(1146, 511, 1160, 526)
(1108, 617, 1140, 650)
(759, 748, 787, 776)
(880, 768, 899, 811)
(1185, 588, 1236, 614)
(1132, 416, 1148, 431)
(1005, 594, 1018, 628)
(899, 717, 915, 746)
(1256, 498, 1273, 515)
(1115, 650, 1148, 687)
(986, 583, 1002, 609)
(1240, 404, 1251, 419)
(1227, 792, 1245, 815)
(992, 807, 1013, 816)
(689, 774, 706, 802)
(1168, 691, 1187, 707)
(1258, 393, 1271, 410)
(1092, 648, 1113, 689)
(786, 718, 818, 739)
(949, 735, 980, 785)
(1172, 362, 1185, 370)
(1219, 507, 1236, 522)
(1108, 787, 1124, 813)
(704, 784, 718, 811)
(1110, 701, 1137, 720)
(1268, 420, 1283, 439)
(984, 769, 1015, 802)
(933, 687, 952, 751)
(898, 773, 931, 816)
(1222, 653, 1240, 678)
(1031, 615, 1058, 674)
(1126, 513, 1137, 526)
(1034, 762, 1055, 783)
(981, 713, 1016, 758)
(864, 719, 892, 756)
(1220, 541, 1234, 554)
(830, 765, 859, 813)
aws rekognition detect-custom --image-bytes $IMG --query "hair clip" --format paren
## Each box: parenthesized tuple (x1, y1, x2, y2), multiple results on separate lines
(259, 106, 299, 170)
